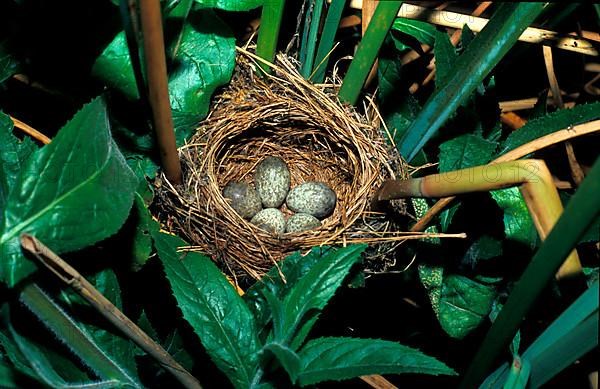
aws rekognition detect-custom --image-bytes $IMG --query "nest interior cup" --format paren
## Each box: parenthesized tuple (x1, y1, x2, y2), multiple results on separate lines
(156, 52, 404, 280)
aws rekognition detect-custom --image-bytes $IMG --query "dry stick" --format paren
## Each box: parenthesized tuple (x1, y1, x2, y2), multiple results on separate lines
(500, 111, 527, 130)
(19, 234, 203, 389)
(9, 116, 51, 145)
(499, 94, 578, 112)
(360, 374, 398, 389)
(375, 160, 582, 278)
(344, 0, 598, 56)
(409, 119, 600, 231)
(542, 45, 585, 185)
(139, 0, 182, 185)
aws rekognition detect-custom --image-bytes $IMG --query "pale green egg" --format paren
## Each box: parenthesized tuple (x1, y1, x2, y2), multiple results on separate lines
(222, 181, 262, 219)
(251, 208, 286, 235)
(286, 213, 321, 233)
(254, 156, 291, 208)
(286, 181, 336, 219)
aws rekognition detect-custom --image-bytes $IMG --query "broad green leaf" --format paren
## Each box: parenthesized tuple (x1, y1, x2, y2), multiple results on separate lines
(459, 24, 476, 51)
(296, 337, 455, 386)
(418, 264, 443, 314)
(433, 30, 457, 89)
(438, 133, 498, 172)
(263, 342, 300, 382)
(0, 98, 138, 286)
(391, 18, 436, 52)
(463, 235, 503, 267)
(529, 90, 549, 120)
(244, 246, 330, 339)
(498, 102, 600, 156)
(0, 39, 21, 83)
(491, 188, 538, 248)
(194, 0, 262, 11)
(398, 3, 545, 161)
(153, 231, 261, 389)
(0, 330, 39, 383)
(277, 245, 366, 348)
(92, 32, 140, 100)
(169, 12, 235, 142)
(438, 275, 497, 339)
(0, 112, 37, 211)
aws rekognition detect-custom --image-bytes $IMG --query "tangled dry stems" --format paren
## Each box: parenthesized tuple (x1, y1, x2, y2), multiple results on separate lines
(155, 50, 415, 280)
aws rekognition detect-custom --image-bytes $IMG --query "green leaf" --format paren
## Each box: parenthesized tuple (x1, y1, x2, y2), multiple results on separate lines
(438, 133, 498, 172)
(398, 3, 545, 161)
(169, 11, 235, 143)
(0, 98, 138, 287)
(8, 322, 120, 389)
(194, 0, 262, 11)
(92, 32, 140, 101)
(438, 275, 497, 339)
(0, 39, 21, 83)
(433, 30, 457, 91)
(0, 330, 39, 383)
(263, 342, 301, 382)
(130, 194, 159, 271)
(463, 235, 503, 267)
(392, 18, 436, 45)
(59, 269, 141, 378)
(278, 245, 366, 348)
(498, 102, 600, 156)
(0, 112, 37, 211)
(244, 246, 330, 338)
(153, 231, 261, 389)
(491, 188, 538, 248)
(296, 337, 455, 386)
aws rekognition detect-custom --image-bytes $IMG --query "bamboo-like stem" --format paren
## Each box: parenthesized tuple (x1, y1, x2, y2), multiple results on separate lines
(376, 160, 582, 278)
(338, 1, 402, 105)
(256, 0, 286, 73)
(9, 116, 51, 145)
(361, 0, 379, 88)
(20, 234, 202, 389)
(139, 0, 182, 185)
(19, 283, 139, 386)
(410, 119, 600, 232)
(312, 0, 346, 83)
(343, 1, 598, 56)
(460, 158, 600, 388)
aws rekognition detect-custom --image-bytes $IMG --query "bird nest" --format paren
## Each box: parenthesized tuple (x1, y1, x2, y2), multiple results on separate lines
(154, 49, 414, 280)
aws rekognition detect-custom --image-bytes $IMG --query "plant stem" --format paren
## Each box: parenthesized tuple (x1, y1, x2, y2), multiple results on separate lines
(19, 284, 139, 386)
(459, 157, 600, 388)
(312, 0, 346, 83)
(375, 160, 582, 278)
(300, 0, 325, 79)
(139, 0, 182, 185)
(9, 116, 51, 145)
(256, 0, 286, 73)
(20, 234, 202, 389)
(338, 1, 402, 105)
(409, 119, 600, 232)
(397, 3, 545, 162)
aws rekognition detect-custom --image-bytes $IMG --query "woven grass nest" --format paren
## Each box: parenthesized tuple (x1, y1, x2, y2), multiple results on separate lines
(155, 49, 413, 280)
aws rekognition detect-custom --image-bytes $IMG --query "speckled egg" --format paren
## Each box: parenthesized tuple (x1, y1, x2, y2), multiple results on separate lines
(254, 157, 291, 208)
(286, 181, 336, 219)
(251, 208, 286, 235)
(222, 181, 262, 219)
(286, 213, 321, 233)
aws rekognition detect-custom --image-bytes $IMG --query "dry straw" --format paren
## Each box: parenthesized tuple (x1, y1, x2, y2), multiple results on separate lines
(155, 49, 437, 280)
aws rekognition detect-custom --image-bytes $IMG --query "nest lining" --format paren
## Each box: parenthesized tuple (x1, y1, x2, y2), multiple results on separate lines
(155, 50, 411, 280)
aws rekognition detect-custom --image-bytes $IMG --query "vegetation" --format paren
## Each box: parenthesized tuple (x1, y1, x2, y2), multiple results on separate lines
(0, 1, 598, 387)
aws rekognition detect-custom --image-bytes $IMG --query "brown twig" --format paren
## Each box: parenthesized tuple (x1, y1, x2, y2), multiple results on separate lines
(410, 119, 600, 233)
(139, 0, 182, 185)
(500, 112, 527, 130)
(542, 45, 585, 185)
(9, 116, 51, 145)
(20, 234, 202, 389)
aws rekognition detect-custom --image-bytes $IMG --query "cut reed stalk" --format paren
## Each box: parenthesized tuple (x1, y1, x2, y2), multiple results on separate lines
(139, 0, 182, 185)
